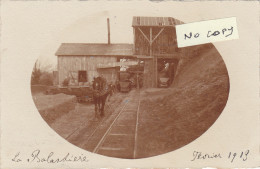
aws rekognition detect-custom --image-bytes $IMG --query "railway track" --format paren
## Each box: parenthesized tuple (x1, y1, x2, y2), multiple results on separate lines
(64, 93, 127, 147)
(89, 90, 141, 159)
(63, 90, 141, 159)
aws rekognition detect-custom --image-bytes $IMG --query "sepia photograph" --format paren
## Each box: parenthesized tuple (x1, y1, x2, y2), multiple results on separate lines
(1, 1, 259, 168)
(31, 16, 229, 159)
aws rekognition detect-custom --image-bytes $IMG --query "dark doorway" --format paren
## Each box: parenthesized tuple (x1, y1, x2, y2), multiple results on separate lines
(78, 71, 87, 82)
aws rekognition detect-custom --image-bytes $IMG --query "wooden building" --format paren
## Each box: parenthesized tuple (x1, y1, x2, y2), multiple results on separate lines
(132, 16, 182, 87)
(55, 43, 134, 86)
(55, 16, 182, 88)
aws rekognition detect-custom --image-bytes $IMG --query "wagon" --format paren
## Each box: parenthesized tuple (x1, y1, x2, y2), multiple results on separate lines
(119, 81, 131, 92)
(70, 87, 94, 102)
(158, 77, 170, 88)
(45, 86, 94, 103)
(118, 71, 131, 92)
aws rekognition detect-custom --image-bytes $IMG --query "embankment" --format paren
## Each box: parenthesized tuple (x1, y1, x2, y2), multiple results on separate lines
(32, 89, 77, 124)
(137, 43, 229, 158)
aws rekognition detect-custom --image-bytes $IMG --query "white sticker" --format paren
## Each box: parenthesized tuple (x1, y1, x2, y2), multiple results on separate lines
(176, 17, 239, 48)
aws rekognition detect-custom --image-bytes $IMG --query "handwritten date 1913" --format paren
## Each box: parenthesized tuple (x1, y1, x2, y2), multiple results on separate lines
(228, 150, 250, 163)
(191, 150, 250, 163)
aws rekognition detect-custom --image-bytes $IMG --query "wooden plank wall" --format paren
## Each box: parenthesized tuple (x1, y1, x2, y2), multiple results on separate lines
(58, 56, 117, 86)
(134, 27, 180, 88)
(134, 27, 178, 56)
(98, 67, 119, 84)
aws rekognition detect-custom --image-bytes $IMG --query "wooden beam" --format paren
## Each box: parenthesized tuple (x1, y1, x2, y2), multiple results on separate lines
(138, 27, 150, 43)
(133, 28, 136, 54)
(155, 54, 158, 87)
(154, 54, 181, 59)
(151, 28, 165, 44)
(135, 55, 153, 59)
(135, 54, 181, 59)
(150, 27, 155, 87)
(150, 28, 152, 55)
(152, 28, 165, 88)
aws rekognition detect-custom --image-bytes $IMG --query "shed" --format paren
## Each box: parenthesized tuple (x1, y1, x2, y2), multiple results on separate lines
(55, 43, 134, 86)
(132, 16, 182, 87)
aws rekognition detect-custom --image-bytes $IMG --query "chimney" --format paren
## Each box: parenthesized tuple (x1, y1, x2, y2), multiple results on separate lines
(107, 18, 111, 45)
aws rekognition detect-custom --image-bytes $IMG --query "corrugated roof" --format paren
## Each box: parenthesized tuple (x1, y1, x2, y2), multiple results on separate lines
(55, 43, 134, 56)
(132, 16, 181, 27)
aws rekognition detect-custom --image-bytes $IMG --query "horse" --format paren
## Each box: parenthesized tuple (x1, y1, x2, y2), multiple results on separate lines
(92, 77, 112, 118)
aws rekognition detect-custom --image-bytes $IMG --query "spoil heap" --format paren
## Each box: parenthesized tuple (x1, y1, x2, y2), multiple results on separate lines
(137, 43, 229, 158)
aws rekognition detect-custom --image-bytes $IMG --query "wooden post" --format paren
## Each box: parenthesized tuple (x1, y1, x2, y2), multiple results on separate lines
(150, 27, 154, 87)
(133, 28, 135, 54)
(137, 26, 165, 88)
(137, 73, 139, 89)
(155, 56, 157, 87)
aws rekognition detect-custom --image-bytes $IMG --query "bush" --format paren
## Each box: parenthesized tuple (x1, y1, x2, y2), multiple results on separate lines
(39, 72, 53, 86)
(62, 78, 69, 87)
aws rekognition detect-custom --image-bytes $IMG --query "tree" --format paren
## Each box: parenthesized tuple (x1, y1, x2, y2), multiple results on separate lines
(39, 72, 53, 86)
(31, 59, 55, 86)
(31, 60, 41, 85)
